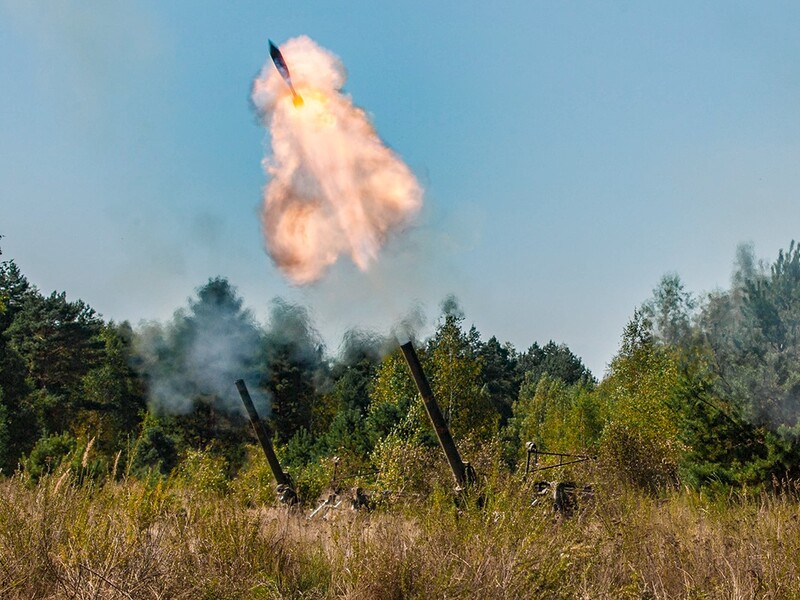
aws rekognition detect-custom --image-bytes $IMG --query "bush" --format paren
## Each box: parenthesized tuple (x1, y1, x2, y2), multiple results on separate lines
(176, 447, 229, 495)
(130, 425, 178, 477)
(229, 445, 279, 506)
(599, 421, 679, 492)
(371, 433, 445, 502)
(23, 432, 77, 481)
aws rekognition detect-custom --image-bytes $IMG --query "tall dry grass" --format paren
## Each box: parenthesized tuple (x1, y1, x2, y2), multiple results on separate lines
(1, 467, 800, 599)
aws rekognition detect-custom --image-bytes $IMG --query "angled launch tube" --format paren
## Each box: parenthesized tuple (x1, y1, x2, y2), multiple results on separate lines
(399, 340, 471, 490)
(235, 379, 291, 488)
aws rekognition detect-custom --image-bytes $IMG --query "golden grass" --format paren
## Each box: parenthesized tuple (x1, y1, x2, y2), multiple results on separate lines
(1, 469, 800, 599)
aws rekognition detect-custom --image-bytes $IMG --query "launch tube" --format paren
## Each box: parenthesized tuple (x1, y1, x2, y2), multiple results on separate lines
(235, 379, 290, 487)
(399, 341, 470, 490)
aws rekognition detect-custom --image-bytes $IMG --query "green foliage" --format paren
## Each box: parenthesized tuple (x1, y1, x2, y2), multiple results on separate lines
(8, 291, 104, 399)
(0, 261, 132, 469)
(596, 318, 683, 491)
(505, 340, 595, 469)
(319, 407, 373, 459)
(719, 241, 800, 428)
(371, 432, 443, 500)
(279, 427, 318, 469)
(291, 456, 336, 504)
(427, 313, 497, 440)
(671, 344, 800, 488)
(328, 329, 383, 414)
(5, 289, 104, 443)
(6, 245, 800, 498)
(0, 369, 36, 471)
(130, 423, 179, 477)
(23, 432, 77, 481)
(228, 445, 279, 506)
(262, 299, 324, 443)
(78, 322, 147, 454)
(512, 374, 602, 457)
(0, 398, 8, 472)
(642, 272, 697, 346)
(670, 241, 800, 487)
(517, 340, 594, 391)
(0, 260, 35, 331)
(368, 347, 427, 440)
(478, 336, 519, 426)
(278, 437, 346, 502)
(177, 447, 229, 494)
(366, 396, 408, 442)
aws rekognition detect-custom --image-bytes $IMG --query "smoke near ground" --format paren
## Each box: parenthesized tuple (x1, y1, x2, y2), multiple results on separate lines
(251, 36, 423, 285)
(133, 278, 267, 417)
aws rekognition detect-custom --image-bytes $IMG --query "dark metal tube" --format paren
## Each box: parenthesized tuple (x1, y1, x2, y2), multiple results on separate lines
(399, 341, 469, 489)
(235, 379, 290, 487)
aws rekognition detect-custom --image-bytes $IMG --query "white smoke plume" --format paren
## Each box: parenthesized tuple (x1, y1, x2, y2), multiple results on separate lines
(251, 36, 423, 284)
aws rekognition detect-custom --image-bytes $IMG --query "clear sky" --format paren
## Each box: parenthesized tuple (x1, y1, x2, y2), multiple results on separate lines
(2, 1, 799, 376)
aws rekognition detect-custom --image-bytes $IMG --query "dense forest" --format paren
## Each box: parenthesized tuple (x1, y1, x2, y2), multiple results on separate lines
(2, 239, 800, 498)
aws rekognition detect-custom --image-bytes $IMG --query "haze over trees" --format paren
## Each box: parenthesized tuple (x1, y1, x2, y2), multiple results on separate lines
(1, 241, 800, 495)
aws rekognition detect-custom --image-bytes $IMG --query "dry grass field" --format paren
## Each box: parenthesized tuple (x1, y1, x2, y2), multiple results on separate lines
(2, 465, 800, 600)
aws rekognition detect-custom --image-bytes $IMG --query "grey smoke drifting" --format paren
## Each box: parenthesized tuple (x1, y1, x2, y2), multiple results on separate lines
(700, 242, 800, 431)
(134, 278, 268, 417)
(263, 298, 323, 362)
(337, 303, 428, 363)
(642, 242, 800, 432)
(391, 303, 427, 347)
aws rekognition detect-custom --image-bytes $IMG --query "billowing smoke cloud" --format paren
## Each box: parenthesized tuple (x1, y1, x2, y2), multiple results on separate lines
(440, 294, 465, 320)
(133, 278, 267, 417)
(251, 36, 423, 284)
(337, 305, 428, 362)
(391, 304, 427, 347)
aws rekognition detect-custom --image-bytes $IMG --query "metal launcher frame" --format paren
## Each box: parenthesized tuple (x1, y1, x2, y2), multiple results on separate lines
(524, 441, 593, 476)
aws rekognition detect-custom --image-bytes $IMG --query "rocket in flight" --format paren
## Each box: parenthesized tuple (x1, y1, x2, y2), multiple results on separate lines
(269, 40, 304, 107)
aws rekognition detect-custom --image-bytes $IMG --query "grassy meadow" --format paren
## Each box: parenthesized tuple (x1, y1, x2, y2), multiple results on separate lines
(5, 246, 800, 598)
(2, 456, 800, 600)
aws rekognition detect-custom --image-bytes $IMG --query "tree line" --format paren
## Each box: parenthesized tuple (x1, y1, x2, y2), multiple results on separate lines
(1, 240, 800, 494)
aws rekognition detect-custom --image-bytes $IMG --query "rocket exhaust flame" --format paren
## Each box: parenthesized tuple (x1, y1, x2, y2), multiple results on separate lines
(268, 40, 304, 107)
(252, 36, 423, 284)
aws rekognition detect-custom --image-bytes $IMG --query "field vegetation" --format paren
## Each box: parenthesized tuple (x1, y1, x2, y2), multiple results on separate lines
(3, 239, 800, 597)
(2, 457, 800, 599)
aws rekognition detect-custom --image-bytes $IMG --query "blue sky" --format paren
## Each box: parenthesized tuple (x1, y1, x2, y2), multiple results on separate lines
(2, 1, 799, 376)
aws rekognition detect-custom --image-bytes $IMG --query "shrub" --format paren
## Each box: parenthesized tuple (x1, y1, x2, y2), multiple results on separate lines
(176, 447, 229, 495)
(23, 432, 77, 481)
